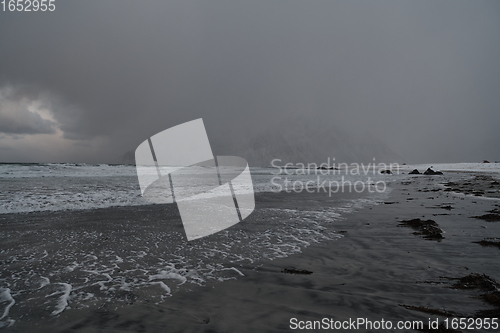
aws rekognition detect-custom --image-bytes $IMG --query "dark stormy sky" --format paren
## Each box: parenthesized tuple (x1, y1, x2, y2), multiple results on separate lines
(0, 0, 499, 164)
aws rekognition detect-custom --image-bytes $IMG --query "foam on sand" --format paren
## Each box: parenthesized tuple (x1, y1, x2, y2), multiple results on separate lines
(51, 283, 72, 316)
(0, 173, 389, 326)
(151, 281, 172, 295)
(39, 276, 50, 289)
(0, 288, 15, 327)
(149, 269, 187, 285)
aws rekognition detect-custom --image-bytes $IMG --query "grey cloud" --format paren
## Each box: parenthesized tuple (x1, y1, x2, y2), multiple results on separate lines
(0, 111, 55, 135)
(0, 84, 94, 140)
(0, 0, 499, 163)
(0, 88, 57, 135)
(37, 93, 92, 141)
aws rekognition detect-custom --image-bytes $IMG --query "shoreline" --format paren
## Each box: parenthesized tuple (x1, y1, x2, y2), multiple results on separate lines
(1, 172, 500, 332)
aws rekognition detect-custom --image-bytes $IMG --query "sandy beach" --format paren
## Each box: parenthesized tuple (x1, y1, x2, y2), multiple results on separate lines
(1, 171, 500, 332)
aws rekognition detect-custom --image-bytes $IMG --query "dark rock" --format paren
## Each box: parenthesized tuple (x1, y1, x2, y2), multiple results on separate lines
(380, 169, 392, 174)
(409, 169, 420, 175)
(424, 167, 443, 175)
(423, 168, 434, 175)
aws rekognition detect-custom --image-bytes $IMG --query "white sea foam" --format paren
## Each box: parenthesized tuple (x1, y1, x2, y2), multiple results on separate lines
(0, 162, 394, 326)
(39, 277, 50, 289)
(220, 267, 245, 276)
(0, 288, 15, 320)
(0, 188, 388, 326)
(149, 270, 187, 285)
(51, 283, 72, 316)
(0, 163, 137, 179)
(151, 281, 171, 295)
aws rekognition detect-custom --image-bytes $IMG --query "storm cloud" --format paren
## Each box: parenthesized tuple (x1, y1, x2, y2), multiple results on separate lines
(0, 0, 499, 164)
(0, 86, 56, 135)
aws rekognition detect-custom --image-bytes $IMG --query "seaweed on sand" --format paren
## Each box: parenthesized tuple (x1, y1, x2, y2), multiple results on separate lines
(470, 213, 500, 222)
(400, 305, 459, 317)
(399, 218, 444, 240)
(282, 268, 313, 275)
(473, 238, 500, 249)
(405, 273, 500, 329)
(448, 273, 500, 318)
(449, 273, 499, 291)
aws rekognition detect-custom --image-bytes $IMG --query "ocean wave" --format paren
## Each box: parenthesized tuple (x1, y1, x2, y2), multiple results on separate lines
(0, 164, 392, 214)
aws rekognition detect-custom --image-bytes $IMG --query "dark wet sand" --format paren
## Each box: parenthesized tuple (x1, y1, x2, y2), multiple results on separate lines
(3, 173, 500, 332)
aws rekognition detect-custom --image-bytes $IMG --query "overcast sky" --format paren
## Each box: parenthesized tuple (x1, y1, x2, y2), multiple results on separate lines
(0, 0, 499, 164)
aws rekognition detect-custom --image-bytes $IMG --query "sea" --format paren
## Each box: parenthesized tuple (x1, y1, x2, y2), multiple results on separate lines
(0, 163, 392, 215)
(0, 162, 392, 328)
